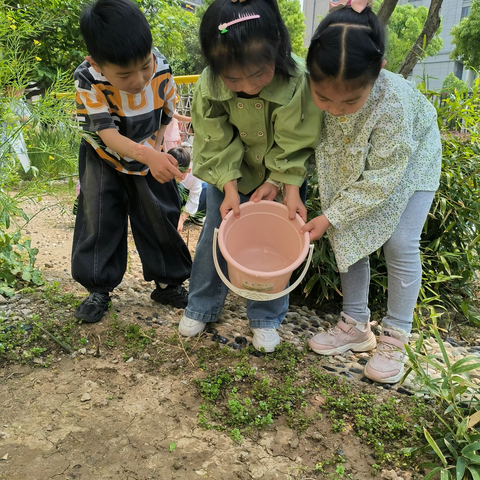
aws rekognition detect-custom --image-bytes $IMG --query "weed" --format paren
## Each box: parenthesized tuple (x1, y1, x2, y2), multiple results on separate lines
(42, 281, 80, 310)
(230, 428, 243, 444)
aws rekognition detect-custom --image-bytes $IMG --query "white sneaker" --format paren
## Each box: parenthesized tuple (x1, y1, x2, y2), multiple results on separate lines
(179, 316, 207, 336)
(251, 328, 280, 353)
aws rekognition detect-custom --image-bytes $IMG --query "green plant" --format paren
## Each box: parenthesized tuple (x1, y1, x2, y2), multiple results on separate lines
(230, 428, 243, 444)
(442, 72, 469, 95)
(0, 230, 42, 296)
(402, 327, 480, 479)
(0, 5, 79, 297)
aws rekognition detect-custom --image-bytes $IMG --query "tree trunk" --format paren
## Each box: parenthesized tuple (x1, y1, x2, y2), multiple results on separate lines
(398, 0, 444, 78)
(377, 0, 399, 26)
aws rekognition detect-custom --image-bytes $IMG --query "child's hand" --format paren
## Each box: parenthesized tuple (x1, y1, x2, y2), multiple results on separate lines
(221, 180, 241, 219)
(177, 211, 189, 231)
(249, 182, 279, 202)
(284, 184, 307, 222)
(141, 149, 186, 183)
(300, 215, 331, 241)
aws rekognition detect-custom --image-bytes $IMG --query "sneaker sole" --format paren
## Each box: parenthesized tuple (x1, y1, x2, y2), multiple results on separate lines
(74, 312, 104, 324)
(252, 337, 280, 353)
(364, 366, 405, 384)
(308, 335, 377, 356)
(252, 340, 279, 353)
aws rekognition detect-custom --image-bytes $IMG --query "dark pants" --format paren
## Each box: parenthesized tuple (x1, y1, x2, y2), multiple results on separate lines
(71, 141, 192, 293)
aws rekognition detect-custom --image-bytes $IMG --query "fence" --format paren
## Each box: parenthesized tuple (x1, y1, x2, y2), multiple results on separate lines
(174, 75, 199, 148)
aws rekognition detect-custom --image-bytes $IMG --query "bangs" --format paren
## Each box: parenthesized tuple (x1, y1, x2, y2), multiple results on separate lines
(209, 41, 278, 76)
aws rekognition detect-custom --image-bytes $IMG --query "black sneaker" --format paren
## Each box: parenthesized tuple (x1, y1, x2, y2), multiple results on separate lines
(74, 292, 110, 323)
(190, 216, 205, 226)
(151, 284, 188, 309)
(73, 198, 78, 215)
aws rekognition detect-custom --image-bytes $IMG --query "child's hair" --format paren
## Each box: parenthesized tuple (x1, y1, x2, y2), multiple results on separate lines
(199, 0, 296, 81)
(307, 7, 385, 88)
(168, 147, 191, 169)
(80, 0, 152, 67)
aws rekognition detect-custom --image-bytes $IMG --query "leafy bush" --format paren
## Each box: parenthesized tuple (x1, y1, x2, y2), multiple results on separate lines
(301, 80, 480, 325)
(0, 3, 78, 296)
(403, 328, 480, 479)
(442, 72, 469, 95)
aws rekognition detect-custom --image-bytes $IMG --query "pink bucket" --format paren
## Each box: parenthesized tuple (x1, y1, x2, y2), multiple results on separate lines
(214, 201, 313, 301)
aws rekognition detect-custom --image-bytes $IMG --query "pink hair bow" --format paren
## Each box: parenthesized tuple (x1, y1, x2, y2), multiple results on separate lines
(329, 0, 373, 13)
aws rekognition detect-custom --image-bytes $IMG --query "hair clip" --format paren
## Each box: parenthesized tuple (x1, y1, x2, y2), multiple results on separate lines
(329, 0, 373, 13)
(218, 14, 260, 34)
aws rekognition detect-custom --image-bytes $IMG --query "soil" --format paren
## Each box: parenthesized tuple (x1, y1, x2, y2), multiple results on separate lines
(0, 195, 409, 480)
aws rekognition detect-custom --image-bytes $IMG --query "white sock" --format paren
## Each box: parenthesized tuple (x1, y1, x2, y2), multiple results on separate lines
(355, 322, 367, 332)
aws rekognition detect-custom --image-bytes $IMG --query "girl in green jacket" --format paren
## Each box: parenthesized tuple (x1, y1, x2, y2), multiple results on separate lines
(178, 0, 322, 352)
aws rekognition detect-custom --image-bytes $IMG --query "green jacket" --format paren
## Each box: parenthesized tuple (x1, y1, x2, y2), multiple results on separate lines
(191, 56, 323, 194)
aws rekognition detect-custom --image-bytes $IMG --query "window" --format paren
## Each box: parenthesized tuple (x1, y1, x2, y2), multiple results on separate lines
(455, 62, 464, 80)
(461, 6, 470, 18)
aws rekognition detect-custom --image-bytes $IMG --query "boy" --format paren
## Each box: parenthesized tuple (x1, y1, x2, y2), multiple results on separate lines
(72, 0, 192, 323)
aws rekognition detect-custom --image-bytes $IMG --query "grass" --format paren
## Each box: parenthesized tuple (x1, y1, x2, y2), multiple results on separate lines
(193, 342, 430, 469)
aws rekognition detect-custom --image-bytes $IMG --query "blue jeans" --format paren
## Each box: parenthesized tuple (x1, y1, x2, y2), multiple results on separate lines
(340, 191, 435, 334)
(184, 184, 289, 329)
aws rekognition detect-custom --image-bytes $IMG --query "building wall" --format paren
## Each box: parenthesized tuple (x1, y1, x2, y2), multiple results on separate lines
(303, 0, 329, 46)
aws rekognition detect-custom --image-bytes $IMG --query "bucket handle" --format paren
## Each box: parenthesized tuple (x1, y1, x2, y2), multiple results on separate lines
(213, 228, 314, 301)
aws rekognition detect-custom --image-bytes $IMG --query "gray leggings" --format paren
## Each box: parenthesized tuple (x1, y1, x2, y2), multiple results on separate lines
(340, 191, 435, 334)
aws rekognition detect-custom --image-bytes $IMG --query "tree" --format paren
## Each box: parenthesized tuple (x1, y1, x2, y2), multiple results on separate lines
(441, 72, 469, 94)
(398, 0, 443, 78)
(277, 0, 307, 57)
(150, 3, 203, 75)
(373, 1, 443, 74)
(451, 0, 480, 71)
(376, 0, 398, 26)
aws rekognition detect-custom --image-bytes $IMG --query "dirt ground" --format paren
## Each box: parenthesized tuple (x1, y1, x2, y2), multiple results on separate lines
(0, 195, 404, 480)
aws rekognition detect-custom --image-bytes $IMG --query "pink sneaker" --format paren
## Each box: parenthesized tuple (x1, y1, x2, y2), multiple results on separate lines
(308, 312, 377, 356)
(364, 329, 408, 384)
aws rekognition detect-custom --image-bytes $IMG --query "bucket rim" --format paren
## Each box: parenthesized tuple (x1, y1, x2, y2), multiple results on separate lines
(217, 200, 310, 279)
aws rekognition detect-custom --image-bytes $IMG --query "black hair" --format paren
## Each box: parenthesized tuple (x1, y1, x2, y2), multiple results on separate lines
(168, 147, 191, 169)
(199, 0, 296, 81)
(80, 0, 152, 67)
(307, 7, 385, 88)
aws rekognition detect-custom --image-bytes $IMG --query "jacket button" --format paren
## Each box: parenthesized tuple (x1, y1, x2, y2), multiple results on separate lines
(256, 154, 261, 160)
(255, 102, 262, 109)
(237, 102, 244, 109)
(240, 132, 247, 137)
(258, 171, 263, 177)
(244, 145, 249, 152)
(257, 131, 264, 137)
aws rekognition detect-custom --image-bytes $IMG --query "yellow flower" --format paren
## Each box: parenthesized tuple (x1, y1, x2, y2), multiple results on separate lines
(10, 24, 16, 30)
(49, 155, 54, 160)
(35, 56, 42, 61)
(34, 39, 41, 46)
